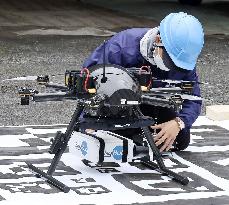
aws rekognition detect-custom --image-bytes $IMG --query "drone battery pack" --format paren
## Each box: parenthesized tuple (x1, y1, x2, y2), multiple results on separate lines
(69, 130, 134, 163)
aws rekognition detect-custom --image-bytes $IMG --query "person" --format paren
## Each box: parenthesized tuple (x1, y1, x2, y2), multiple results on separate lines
(82, 12, 204, 152)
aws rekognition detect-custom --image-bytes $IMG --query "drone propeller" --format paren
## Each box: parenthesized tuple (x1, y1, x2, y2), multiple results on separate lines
(147, 89, 202, 101)
(2, 73, 64, 84)
(152, 79, 209, 85)
(3, 75, 38, 82)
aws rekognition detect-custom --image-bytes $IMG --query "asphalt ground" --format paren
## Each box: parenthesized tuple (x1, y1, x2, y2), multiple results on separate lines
(82, 0, 229, 35)
(0, 0, 228, 126)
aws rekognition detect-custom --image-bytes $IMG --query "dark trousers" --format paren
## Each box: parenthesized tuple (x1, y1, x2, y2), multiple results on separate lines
(114, 104, 190, 151)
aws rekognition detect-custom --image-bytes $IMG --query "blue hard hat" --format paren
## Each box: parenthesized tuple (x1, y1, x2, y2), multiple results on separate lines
(159, 12, 204, 70)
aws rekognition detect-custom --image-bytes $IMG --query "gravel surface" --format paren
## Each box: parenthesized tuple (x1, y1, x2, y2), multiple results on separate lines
(0, 35, 105, 126)
(0, 34, 228, 126)
(0, 0, 228, 126)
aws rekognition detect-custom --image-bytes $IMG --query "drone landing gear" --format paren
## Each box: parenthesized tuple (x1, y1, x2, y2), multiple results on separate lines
(141, 160, 188, 185)
(140, 126, 188, 185)
(27, 163, 70, 193)
(134, 107, 189, 185)
(27, 103, 85, 193)
(27, 104, 188, 193)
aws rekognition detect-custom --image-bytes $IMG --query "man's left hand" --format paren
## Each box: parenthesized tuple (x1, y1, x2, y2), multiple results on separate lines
(151, 119, 180, 152)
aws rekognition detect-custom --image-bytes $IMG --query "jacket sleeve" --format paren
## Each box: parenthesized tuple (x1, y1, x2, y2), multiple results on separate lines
(177, 69, 202, 129)
(82, 43, 107, 68)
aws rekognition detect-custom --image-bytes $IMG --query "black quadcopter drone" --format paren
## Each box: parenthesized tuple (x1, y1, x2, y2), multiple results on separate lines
(18, 63, 201, 193)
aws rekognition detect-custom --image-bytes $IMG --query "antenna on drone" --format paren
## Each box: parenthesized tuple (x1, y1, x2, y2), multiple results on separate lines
(101, 40, 107, 83)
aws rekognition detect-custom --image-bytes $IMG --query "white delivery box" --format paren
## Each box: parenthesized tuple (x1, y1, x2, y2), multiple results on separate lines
(69, 130, 134, 163)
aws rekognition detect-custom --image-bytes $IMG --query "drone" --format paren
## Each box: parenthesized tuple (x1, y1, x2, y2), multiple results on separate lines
(18, 63, 202, 193)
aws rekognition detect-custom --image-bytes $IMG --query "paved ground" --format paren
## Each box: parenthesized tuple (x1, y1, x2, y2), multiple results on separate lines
(83, 0, 229, 35)
(0, 0, 155, 28)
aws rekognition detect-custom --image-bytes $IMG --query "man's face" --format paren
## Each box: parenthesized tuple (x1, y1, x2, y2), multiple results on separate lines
(153, 34, 180, 72)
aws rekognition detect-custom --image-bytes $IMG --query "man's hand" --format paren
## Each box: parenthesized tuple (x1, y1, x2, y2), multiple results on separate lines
(151, 119, 180, 152)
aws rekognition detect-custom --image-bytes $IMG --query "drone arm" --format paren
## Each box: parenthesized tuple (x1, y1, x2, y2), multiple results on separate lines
(141, 95, 183, 111)
(149, 87, 182, 93)
(32, 92, 77, 102)
(45, 83, 68, 92)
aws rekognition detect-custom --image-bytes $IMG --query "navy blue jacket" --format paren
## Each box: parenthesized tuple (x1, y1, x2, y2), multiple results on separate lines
(83, 28, 202, 129)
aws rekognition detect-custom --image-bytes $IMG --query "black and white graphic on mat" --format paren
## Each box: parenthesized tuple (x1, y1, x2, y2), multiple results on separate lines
(0, 117, 229, 204)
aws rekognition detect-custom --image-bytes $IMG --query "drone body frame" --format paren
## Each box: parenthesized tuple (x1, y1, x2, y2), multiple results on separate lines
(19, 64, 202, 192)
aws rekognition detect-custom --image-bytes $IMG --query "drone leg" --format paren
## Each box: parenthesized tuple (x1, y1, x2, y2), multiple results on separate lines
(27, 163, 70, 193)
(135, 106, 189, 185)
(47, 104, 84, 175)
(141, 126, 189, 185)
(27, 103, 85, 192)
